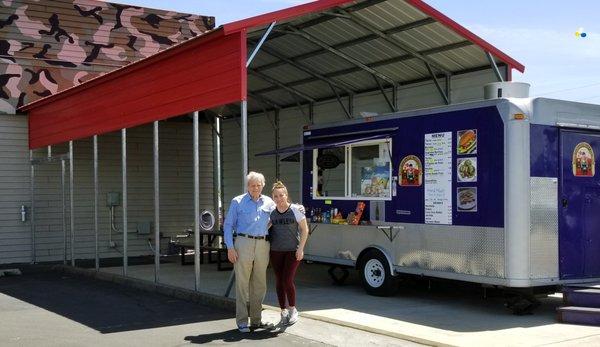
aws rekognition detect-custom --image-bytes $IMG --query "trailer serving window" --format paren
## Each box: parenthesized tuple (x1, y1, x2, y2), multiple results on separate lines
(313, 139, 391, 200)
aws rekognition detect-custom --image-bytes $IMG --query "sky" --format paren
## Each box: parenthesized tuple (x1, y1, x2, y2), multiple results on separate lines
(114, 0, 600, 104)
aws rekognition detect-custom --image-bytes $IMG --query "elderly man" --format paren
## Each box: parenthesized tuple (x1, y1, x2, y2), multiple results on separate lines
(224, 171, 275, 333)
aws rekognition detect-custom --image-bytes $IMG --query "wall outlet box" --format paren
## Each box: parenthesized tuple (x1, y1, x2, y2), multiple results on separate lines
(106, 192, 121, 207)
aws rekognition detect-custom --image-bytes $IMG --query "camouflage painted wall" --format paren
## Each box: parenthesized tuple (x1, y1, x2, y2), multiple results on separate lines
(0, 0, 215, 114)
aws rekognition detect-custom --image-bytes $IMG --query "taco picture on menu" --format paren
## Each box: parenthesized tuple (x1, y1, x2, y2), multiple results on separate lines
(457, 129, 477, 154)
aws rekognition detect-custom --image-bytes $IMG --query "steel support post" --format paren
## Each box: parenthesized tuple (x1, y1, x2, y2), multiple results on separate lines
(29, 150, 35, 264)
(445, 74, 452, 104)
(69, 141, 75, 266)
(275, 110, 280, 179)
(154, 121, 160, 283)
(241, 100, 248, 185)
(193, 112, 201, 291)
(393, 84, 399, 111)
(93, 136, 99, 271)
(213, 115, 223, 231)
(486, 52, 504, 82)
(246, 21, 276, 68)
(60, 159, 68, 265)
(61, 159, 66, 264)
(121, 129, 128, 276)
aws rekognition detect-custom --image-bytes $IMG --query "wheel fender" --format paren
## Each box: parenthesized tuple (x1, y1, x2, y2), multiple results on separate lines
(356, 245, 396, 277)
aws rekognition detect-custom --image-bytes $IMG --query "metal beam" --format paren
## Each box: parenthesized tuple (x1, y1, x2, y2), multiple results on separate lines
(445, 74, 452, 104)
(393, 84, 398, 111)
(330, 84, 352, 119)
(153, 121, 160, 284)
(61, 159, 66, 265)
(93, 135, 99, 271)
(30, 150, 35, 264)
(285, 26, 397, 86)
(247, 63, 506, 117)
(241, 100, 248, 187)
(275, 109, 280, 179)
(246, 0, 387, 41)
(249, 69, 316, 103)
(246, 21, 276, 68)
(486, 51, 504, 82)
(248, 42, 356, 95)
(69, 141, 75, 267)
(373, 75, 396, 112)
(255, 18, 436, 72)
(337, 8, 450, 75)
(252, 41, 472, 95)
(121, 129, 127, 276)
(425, 62, 450, 105)
(193, 112, 200, 292)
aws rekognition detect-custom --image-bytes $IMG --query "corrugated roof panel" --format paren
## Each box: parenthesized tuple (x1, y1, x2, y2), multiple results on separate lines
(299, 51, 358, 75)
(247, 75, 274, 91)
(263, 33, 322, 58)
(256, 63, 314, 85)
(352, 1, 425, 31)
(294, 80, 340, 100)
(375, 61, 428, 81)
(334, 70, 379, 91)
(302, 17, 372, 47)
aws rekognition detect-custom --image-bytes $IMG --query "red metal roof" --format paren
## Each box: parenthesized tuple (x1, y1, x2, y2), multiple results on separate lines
(25, 29, 246, 148)
(21, 0, 525, 149)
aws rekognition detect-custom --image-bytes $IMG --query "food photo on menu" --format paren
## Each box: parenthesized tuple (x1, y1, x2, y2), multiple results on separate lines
(457, 129, 477, 155)
(457, 187, 477, 212)
(457, 157, 477, 182)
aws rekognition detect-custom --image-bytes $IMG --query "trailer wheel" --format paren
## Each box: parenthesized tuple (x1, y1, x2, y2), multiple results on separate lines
(359, 250, 397, 296)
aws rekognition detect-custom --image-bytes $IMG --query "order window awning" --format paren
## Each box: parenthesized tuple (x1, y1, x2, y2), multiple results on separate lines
(256, 131, 394, 157)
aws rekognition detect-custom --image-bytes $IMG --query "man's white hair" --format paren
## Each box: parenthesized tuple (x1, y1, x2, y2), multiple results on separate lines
(246, 171, 265, 186)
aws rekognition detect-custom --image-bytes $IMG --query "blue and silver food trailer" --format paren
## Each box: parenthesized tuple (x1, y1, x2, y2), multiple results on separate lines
(265, 83, 600, 311)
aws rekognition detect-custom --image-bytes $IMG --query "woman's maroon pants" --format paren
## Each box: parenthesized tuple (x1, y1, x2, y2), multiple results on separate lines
(270, 250, 301, 309)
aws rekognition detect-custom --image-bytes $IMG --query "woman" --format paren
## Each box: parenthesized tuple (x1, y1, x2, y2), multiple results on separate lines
(269, 181, 309, 325)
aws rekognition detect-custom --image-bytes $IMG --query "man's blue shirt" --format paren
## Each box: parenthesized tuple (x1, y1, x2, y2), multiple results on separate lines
(223, 193, 275, 248)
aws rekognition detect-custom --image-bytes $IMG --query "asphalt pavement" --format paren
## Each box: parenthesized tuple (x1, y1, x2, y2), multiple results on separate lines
(0, 269, 420, 346)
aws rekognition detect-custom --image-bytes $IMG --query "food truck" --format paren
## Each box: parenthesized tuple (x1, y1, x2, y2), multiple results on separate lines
(273, 83, 600, 310)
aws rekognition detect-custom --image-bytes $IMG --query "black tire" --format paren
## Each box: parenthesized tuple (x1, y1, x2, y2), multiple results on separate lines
(359, 249, 397, 296)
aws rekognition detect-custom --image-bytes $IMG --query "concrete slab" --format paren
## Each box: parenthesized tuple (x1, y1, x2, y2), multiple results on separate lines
(97, 261, 600, 347)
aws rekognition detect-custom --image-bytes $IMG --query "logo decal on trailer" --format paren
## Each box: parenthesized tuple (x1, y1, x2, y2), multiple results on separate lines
(399, 155, 422, 186)
(572, 142, 595, 177)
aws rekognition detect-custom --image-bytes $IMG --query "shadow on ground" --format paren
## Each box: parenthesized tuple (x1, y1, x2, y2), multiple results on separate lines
(0, 270, 230, 334)
(185, 327, 285, 344)
(268, 262, 564, 333)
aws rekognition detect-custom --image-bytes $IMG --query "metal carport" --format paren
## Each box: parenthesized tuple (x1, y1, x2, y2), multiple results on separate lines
(18, 0, 524, 291)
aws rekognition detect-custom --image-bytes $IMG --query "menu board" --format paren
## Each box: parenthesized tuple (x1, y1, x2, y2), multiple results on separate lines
(424, 132, 453, 225)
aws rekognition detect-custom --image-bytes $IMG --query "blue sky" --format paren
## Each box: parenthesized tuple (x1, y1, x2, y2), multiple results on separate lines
(117, 0, 600, 104)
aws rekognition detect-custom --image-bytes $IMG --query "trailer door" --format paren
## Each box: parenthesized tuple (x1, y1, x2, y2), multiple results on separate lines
(559, 130, 600, 279)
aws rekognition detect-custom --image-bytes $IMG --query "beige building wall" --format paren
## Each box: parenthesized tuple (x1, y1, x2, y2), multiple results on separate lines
(0, 118, 215, 264)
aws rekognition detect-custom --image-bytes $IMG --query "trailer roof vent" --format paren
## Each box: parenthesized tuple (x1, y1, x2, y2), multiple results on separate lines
(484, 82, 530, 99)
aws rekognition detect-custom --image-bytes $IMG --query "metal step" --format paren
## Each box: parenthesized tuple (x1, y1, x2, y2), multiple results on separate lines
(563, 289, 600, 308)
(557, 306, 600, 326)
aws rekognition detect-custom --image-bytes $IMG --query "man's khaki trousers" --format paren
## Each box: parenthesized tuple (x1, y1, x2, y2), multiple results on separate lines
(234, 236, 270, 326)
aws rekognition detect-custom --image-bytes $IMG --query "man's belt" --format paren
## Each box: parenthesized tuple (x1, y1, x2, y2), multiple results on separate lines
(235, 233, 267, 240)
